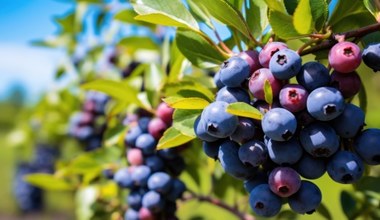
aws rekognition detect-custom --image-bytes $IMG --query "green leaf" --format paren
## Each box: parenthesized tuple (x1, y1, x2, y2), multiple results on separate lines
(356, 176, 380, 192)
(131, 0, 199, 30)
(168, 53, 188, 83)
(175, 29, 226, 68)
(118, 36, 159, 52)
(340, 190, 362, 219)
(364, 0, 380, 20)
(264, 79, 273, 105)
(68, 155, 101, 174)
(114, 9, 155, 28)
(24, 174, 74, 191)
(226, 102, 263, 120)
(285, 0, 299, 14)
(317, 202, 333, 220)
(310, 0, 329, 31)
(330, 12, 375, 33)
(358, 84, 367, 114)
(163, 96, 210, 109)
(293, 0, 314, 34)
(246, 0, 268, 38)
(187, 0, 213, 28)
(81, 80, 143, 108)
(145, 64, 166, 108)
(157, 127, 195, 149)
(192, 0, 252, 39)
(328, 0, 369, 27)
(164, 81, 215, 101)
(264, 0, 287, 13)
(173, 109, 202, 137)
(269, 10, 300, 39)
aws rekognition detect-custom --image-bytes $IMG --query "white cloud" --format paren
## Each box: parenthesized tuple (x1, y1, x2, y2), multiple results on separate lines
(0, 42, 64, 102)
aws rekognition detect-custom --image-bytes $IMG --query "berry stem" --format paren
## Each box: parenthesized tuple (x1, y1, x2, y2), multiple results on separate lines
(183, 191, 255, 220)
(300, 22, 380, 56)
(214, 28, 234, 55)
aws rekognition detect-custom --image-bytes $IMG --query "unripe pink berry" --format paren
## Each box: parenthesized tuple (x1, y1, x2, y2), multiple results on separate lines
(328, 41, 362, 73)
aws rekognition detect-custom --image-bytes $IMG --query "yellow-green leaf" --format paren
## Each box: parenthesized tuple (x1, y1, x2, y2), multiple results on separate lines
(269, 10, 300, 39)
(163, 97, 210, 109)
(264, 79, 273, 105)
(24, 174, 74, 191)
(157, 127, 195, 149)
(293, 0, 314, 34)
(226, 102, 263, 120)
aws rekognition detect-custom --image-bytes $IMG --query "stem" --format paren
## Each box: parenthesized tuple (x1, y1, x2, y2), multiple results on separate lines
(300, 22, 380, 56)
(214, 29, 234, 55)
(183, 191, 255, 220)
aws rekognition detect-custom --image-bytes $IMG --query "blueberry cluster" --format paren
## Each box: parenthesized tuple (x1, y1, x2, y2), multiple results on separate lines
(68, 91, 108, 151)
(12, 144, 59, 212)
(194, 41, 380, 217)
(113, 103, 187, 220)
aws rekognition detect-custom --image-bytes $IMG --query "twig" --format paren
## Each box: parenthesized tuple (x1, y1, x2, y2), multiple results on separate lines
(214, 29, 234, 55)
(182, 191, 255, 220)
(300, 22, 380, 56)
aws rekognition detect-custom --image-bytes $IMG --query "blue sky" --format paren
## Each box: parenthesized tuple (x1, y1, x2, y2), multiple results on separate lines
(0, 0, 74, 102)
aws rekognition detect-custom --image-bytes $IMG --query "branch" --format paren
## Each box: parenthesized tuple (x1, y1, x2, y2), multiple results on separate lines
(182, 191, 255, 220)
(300, 22, 380, 56)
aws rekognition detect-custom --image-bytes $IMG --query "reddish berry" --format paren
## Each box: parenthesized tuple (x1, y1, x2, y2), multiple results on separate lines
(328, 41, 361, 73)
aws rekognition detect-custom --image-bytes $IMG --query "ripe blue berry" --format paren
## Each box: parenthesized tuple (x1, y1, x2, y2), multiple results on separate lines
(131, 165, 151, 186)
(219, 56, 250, 87)
(142, 191, 165, 213)
(362, 43, 380, 71)
(147, 172, 173, 194)
(194, 116, 218, 142)
(216, 86, 250, 104)
(138, 117, 151, 132)
(300, 122, 339, 157)
(238, 140, 267, 167)
(354, 129, 380, 165)
(114, 167, 134, 188)
(293, 154, 326, 179)
(288, 181, 322, 214)
(330, 71, 361, 99)
(125, 208, 139, 220)
(329, 41, 361, 73)
(202, 140, 221, 160)
(261, 108, 297, 141)
(259, 42, 288, 68)
(135, 134, 157, 155)
(297, 62, 330, 91)
(230, 118, 256, 143)
(306, 87, 345, 121)
(239, 50, 262, 72)
(166, 179, 186, 201)
(244, 172, 267, 193)
(201, 101, 238, 138)
(127, 190, 143, 209)
(331, 103, 365, 138)
(267, 137, 303, 165)
(268, 167, 301, 197)
(214, 71, 224, 89)
(249, 184, 282, 217)
(328, 150, 364, 184)
(269, 49, 302, 80)
(144, 155, 165, 172)
(279, 84, 309, 112)
(218, 140, 257, 180)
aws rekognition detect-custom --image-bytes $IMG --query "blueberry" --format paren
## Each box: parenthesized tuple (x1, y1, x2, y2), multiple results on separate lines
(306, 87, 345, 121)
(329, 41, 362, 73)
(230, 118, 256, 143)
(219, 56, 250, 87)
(279, 84, 309, 112)
(248, 68, 283, 100)
(135, 134, 157, 155)
(239, 50, 262, 72)
(201, 101, 238, 138)
(165, 156, 186, 177)
(259, 42, 288, 68)
(268, 167, 301, 197)
(354, 129, 380, 165)
(244, 172, 268, 193)
(216, 86, 250, 104)
(131, 165, 151, 186)
(127, 190, 143, 210)
(144, 155, 165, 172)
(327, 150, 364, 184)
(142, 190, 165, 213)
(266, 137, 303, 165)
(362, 43, 380, 71)
(125, 126, 143, 147)
(218, 140, 257, 180)
(156, 102, 174, 125)
(114, 167, 134, 188)
(288, 180, 322, 214)
(127, 148, 144, 166)
(157, 148, 177, 160)
(249, 184, 282, 217)
(269, 49, 302, 80)
(331, 103, 365, 138)
(148, 117, 167, 140)
(238, 140, 267, 167)
(330, 71, 361, 98)
(193, 116, 219, 142)
(124, 208, 139, 220)
(214, 71, 224, 89)
(166, 179, 186, 201)
(202, 140, 222, 160)
(147, 172, 173, 194)
(300, 122, 339, 158)
(293, 154, 326, 179)
(138, 117, 151, 132)
(297, 62, 330, 91)
(261, 108, 297, 141)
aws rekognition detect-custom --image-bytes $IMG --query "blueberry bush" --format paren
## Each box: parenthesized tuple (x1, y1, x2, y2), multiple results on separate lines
(9, 0, 380, 219)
